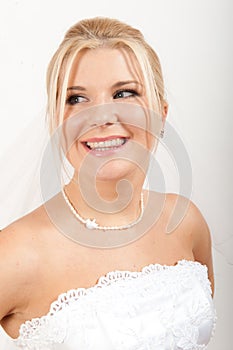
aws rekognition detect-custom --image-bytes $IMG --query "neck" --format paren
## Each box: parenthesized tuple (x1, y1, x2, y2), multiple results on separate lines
(64, 173, 146, 227)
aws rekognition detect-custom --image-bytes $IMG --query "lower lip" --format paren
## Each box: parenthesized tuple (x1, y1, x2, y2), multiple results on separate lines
(82, 140, 129, 157)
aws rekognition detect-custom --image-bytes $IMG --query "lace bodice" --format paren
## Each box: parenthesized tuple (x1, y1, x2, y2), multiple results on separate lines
(11, 260, 216, 350)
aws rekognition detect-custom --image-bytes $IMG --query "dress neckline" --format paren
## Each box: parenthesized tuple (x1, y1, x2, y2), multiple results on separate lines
(14, 259, 209, 342)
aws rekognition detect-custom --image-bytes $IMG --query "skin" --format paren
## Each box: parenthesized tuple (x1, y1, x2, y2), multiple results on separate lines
(0, 47, 214, 339)
(63, 47, 162, 226)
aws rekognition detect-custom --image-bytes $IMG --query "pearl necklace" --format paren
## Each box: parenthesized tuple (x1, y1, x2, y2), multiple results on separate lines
(61, 188, 144, 230)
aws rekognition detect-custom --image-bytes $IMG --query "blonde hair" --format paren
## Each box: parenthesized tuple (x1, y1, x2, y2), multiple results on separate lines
(46, 17, 166, 134)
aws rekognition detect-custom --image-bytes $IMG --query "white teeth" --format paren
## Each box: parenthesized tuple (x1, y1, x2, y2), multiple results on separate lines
(86, 138, 126, 150)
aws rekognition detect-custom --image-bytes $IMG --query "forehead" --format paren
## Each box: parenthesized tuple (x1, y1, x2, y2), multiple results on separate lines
(68, 47, 143, 85)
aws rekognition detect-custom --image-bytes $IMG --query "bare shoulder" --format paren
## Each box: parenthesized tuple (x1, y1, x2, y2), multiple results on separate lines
(0, 205, 49, 321)
(163, 192, 213, 251)
(162, 192, 215, 295)
(160, 192, 208, 230)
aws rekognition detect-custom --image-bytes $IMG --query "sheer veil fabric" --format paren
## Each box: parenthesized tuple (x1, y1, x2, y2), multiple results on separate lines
(0, 113, 51, 229)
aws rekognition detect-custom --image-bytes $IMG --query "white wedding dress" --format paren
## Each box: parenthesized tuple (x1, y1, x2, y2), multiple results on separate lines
(1, 259, 216, 350)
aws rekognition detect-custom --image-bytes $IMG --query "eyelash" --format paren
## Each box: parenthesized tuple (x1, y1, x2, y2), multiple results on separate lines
(113, 89, 139, 99)
(66, 95, 87, 105)
(65, 89, 139, 105)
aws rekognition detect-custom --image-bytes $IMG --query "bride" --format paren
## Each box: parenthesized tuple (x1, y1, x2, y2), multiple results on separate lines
(0, 17, 216, 349)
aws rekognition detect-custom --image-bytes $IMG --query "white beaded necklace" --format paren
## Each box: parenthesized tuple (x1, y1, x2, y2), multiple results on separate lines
(61, 187, 144, 230)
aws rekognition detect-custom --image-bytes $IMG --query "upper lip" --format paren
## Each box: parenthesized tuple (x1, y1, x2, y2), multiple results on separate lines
(81, 135, 129, 143)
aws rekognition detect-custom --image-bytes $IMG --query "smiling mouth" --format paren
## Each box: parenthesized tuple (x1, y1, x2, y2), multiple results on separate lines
(82, 137, 129, 151)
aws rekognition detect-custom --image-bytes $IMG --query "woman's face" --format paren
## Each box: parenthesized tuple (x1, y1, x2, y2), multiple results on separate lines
(63, 47, 159, 181)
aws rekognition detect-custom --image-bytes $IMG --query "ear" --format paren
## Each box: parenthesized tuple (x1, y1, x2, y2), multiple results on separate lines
(162, 101, 169, 126)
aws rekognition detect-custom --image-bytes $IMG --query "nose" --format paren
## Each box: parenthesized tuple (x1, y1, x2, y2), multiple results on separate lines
(88, 105, 119, 127)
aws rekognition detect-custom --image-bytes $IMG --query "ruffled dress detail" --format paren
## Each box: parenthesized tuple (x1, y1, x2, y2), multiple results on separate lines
(14, 260, 216, 350)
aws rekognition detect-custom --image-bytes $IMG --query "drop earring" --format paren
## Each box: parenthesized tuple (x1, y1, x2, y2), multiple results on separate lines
(160, 129, 164, 138)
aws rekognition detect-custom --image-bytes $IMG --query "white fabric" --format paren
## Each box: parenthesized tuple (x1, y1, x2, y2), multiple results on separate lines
(3, 259, 216, 350)
(0, 113, 50, 229)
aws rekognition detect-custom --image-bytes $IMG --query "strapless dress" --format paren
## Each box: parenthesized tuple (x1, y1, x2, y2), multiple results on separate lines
(7, 259, 216, 349)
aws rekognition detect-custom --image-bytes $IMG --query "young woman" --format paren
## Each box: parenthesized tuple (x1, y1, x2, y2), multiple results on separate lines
(0, 17, 216, 349)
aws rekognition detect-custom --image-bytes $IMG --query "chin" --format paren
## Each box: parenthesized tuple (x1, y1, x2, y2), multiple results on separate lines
(96, 160, 137, 182)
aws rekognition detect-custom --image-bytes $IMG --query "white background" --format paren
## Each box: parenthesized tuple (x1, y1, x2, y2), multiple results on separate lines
(0, 0, 232, 348)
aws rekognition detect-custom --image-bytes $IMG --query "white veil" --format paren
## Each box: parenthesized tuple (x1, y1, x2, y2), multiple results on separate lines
(0, 112, 51, 229)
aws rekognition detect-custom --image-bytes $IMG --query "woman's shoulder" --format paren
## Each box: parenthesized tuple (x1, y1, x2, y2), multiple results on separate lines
(0, 204, 48, 274)
(146, 190, 210, 238)
(0, 201, 53, 282)
(164, 192, 210, 236)
(0, 210, 46, 321)
(1, 195, 54, 238)
(147, 191, 214, 292)
(150, 190, 206, 220)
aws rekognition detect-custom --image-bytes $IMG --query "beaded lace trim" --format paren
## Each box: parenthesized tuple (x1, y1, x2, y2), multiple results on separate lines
(15, 259, 217, 347)
(48, 260, 212, 316)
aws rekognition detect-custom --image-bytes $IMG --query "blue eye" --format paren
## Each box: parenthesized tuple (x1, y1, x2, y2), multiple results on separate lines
(66, 95, 87, 105)
(113, 90, 138, 99)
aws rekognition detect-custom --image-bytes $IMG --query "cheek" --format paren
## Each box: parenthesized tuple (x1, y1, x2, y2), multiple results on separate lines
(147, 133, 158, 152)
(64, 105, 80, 119)
(65, 142, 82, 170)
(130, 126, 153, 149)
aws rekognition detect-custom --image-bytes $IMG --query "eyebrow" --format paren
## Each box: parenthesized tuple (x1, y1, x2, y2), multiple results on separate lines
(67, 80, 143, 91)
(112, 80, 143, 88)
(67, 86, 86, 91)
